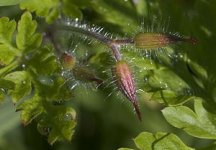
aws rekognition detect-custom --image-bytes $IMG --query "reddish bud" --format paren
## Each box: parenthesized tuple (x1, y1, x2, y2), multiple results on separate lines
(113, 60, 141, 121)
(134, 32, 197, 49)
(61, 53, 76, 70)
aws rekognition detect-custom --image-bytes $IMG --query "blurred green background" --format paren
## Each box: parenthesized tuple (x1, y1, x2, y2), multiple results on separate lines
(0, 0, 216, 150)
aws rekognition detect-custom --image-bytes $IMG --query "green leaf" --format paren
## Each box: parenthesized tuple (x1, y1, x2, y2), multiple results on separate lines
(118, 148, 134, 150)
(4, 71, 31, 103)
(134, 132, 194, 150)
(16, 12, 42, 52)
(62, 0, 83, 19)
(0, 78, 15, 90)
(0, 0, 26, 6)
(0, 17, 16, 44)
(134, 132, 155, 150)
(144, 67, 193, 105)
(37, 106, 76, 145)
(27, 46, 60, 75)
(187, 59, 208, 81)
(0, 79, 15, 102)
(89, 0, 138, 33)
(0, 17, 19, 65)
(162, 99, 216, 139)
(16, 93, 44, 125)
(20, 0, 60, 23)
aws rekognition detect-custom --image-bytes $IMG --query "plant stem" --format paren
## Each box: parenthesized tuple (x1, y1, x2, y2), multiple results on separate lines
(53, 21, 134, 61)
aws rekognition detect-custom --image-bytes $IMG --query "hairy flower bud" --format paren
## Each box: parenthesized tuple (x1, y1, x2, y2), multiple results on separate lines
(113, 60, 141, 121)
(134, 32, 197, 49)
(61, 53, 76, 70)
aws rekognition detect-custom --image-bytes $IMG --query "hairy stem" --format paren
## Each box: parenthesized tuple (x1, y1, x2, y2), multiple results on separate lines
(52, 21, 135, 61)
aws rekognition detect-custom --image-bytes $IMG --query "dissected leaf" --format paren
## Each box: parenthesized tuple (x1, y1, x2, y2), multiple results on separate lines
(20, 0, 60, 23)
(0, 17, 19, 65)
(37, 106, 76, 145)
(16, 11, 42, 52)
(162, 98, 216, 139)
(27, 46, 60, 75)
(4, 71, 31, 103)
(16, 93, 44, 125)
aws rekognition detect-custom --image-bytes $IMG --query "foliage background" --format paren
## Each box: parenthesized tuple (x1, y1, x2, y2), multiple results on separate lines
(0, 0, 216, 150)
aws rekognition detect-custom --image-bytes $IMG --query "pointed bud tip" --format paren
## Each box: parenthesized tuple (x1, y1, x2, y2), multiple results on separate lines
(132, 100, 142, 121)
(186, 36, 198, 45)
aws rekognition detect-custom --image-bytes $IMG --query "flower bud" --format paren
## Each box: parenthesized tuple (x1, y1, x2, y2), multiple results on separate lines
(113, 60, 141, 121)
(61, 53, 76, 70)
(134, 32, 197, 49)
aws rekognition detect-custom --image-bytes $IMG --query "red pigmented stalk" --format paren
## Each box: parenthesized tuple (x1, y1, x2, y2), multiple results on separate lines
(113, 60, 141, 121)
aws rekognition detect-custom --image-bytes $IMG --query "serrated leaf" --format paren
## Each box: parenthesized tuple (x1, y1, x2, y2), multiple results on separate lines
(4, 71, 31, 103)
(0, 0, 26, 6)
(0, 17, 20, 65)
(17, 93, 44, 125)
(162, 99, 216, 139)
(16, 12, 42, 52)
(134, 132, 194, 150)
(0, 17, 16, 44)
(20, 0, 60, 23)
(37, 106, 76, 145)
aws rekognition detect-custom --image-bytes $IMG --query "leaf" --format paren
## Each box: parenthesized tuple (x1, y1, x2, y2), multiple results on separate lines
(0, 17, 19, 65)
(162, 99, 216, 139)
(16, 12, 42, 52)
(27, 46, 60, 75)
(37, 106, 76, 145)
(0, 79, 15, 102)
(118, 148, 134, 150)
(187, 59, 208, 81)
(134, 132, 194, 150)
(62, 0, 83, 19)
(144, 67, 193, 105)
(134, 132, 155, 150)
(4, 71, 31, 103)
(89, 0, 139, 33)
(20, 0, 60, 23)
(16, 93, 44, 125)
(0, 0, 26, 6)
(0, 78, 15, 90)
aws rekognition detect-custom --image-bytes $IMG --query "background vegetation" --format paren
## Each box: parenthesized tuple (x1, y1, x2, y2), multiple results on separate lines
(0, 0, 216, 150)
